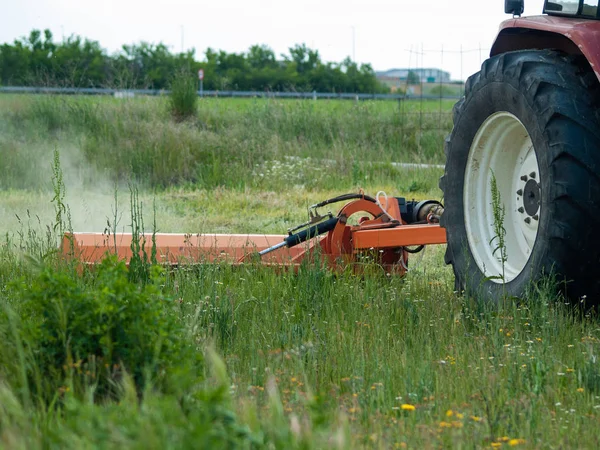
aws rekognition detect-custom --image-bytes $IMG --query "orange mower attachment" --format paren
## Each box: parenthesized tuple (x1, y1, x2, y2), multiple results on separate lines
(63, 192, 446, 275)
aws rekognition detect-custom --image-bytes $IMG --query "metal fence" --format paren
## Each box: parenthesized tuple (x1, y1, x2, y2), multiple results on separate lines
(0, 85, 462, 101)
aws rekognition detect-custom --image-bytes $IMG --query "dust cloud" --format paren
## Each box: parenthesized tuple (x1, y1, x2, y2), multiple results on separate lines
(0, 141, 146, 238)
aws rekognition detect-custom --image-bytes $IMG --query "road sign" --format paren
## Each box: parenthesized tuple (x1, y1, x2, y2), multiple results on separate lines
(198, 69, 204, 80)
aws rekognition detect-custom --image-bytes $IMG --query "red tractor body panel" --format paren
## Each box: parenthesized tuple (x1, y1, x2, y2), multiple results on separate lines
(492, 15, 600, 80)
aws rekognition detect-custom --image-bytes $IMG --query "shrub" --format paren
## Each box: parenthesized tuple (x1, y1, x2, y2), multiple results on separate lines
(429, 84, 457, 97)
(2, 256, 201, 402)
(169, 71, 198, 121)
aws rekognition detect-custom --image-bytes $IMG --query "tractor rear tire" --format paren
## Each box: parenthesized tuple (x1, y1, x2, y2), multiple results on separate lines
(440, 50, 600, 305)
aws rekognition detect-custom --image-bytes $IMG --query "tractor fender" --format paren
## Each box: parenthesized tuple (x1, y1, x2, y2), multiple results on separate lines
(491, 15, 600, 81)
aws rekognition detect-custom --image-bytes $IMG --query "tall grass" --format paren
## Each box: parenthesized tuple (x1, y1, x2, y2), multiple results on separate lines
(1, 94, 598, 447)
(1, 230, 599, 447)
(169, 71, 198, 121)
(0, 95, 451, 190)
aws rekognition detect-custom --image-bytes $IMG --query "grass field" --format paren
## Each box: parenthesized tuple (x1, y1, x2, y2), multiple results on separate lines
(0, 94, 599, 449)
(0, 94, 447, 235)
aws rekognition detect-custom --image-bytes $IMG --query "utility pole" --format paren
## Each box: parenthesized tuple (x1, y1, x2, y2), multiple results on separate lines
(352, 26, 356, 62)
(181, 25, 184, 53)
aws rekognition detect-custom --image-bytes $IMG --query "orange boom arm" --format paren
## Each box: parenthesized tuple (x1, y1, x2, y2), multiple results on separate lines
(63, 193, 446, 275)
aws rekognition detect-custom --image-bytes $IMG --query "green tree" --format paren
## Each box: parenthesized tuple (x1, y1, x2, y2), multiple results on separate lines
(407, 70, 420, 85)
(52, 36, 108, 87)
(247, 44, 276, 69)
(0, 29, 389, 93)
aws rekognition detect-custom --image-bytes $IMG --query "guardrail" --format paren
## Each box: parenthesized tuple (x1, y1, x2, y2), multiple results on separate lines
(0, 86, 463, 101)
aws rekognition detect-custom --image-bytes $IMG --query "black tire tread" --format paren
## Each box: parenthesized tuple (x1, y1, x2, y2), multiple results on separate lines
(441, 49, 600, 304)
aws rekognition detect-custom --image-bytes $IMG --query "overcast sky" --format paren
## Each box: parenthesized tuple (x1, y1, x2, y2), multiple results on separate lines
(2, 0, 547, 80)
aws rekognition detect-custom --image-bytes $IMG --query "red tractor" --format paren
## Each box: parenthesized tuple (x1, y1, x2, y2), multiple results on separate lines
(441, 0, 600, 304)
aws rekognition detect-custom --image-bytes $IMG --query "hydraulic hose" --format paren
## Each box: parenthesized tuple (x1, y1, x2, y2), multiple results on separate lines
(310, 193, 377, 209)
(259, 216, 339, 257)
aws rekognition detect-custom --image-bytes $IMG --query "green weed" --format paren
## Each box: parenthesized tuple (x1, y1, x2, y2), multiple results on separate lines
(169, 71, 198, 121)
(1, 256, 200, 403)
(490, 170, 507, 283)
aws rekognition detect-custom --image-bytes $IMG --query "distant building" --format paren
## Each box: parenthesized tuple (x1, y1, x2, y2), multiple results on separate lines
(376, 68, 451, 84)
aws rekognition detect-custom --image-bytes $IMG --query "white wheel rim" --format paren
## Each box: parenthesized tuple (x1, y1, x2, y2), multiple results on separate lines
(464, 112, 540, 283)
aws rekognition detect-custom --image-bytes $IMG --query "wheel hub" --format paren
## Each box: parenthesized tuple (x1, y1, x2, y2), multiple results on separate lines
(521, 177, 541, 217)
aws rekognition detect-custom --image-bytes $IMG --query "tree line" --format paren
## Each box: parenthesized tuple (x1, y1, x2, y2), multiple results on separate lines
(0, 29, 389, 93)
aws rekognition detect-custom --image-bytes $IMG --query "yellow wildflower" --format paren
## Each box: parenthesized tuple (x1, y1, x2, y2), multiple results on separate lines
(401, 404, 416, 411)
(509, 438, 526, 446)
(446, 409, 453, 417)
(577, 387, 585, 393)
